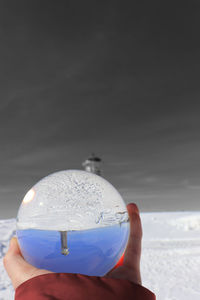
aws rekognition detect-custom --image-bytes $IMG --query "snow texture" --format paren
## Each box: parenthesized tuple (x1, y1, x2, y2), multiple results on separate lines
(0, 212, 200, 300)
(17, 170, 128, 231)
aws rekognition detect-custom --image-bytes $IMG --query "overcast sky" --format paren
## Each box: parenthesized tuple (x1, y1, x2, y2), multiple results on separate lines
(0, 0, 200, 218)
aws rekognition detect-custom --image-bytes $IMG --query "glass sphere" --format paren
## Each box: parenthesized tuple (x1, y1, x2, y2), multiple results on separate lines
(16, 170, 129, 276)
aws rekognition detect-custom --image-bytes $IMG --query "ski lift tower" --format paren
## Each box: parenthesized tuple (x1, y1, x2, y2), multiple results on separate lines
(82, 153, 102, 176)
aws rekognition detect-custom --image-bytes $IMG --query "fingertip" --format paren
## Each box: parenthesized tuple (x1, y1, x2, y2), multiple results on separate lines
(127, 203, 139, 215)
(9, 237, 20, 254)
(9, 237, 16, 248)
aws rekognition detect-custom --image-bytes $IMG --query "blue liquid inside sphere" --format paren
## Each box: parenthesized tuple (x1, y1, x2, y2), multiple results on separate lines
(17, 222, 129, 276)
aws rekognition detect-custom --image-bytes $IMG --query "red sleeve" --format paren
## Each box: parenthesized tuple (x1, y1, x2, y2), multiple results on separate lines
(15, 273, 156, 300)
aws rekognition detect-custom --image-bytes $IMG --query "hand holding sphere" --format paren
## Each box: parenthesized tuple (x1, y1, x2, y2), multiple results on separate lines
(3, 170, 142, 290)
(3, 203, 142, 290)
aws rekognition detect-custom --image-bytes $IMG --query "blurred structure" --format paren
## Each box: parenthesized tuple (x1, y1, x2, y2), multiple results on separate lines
(82, 153, 102, 176)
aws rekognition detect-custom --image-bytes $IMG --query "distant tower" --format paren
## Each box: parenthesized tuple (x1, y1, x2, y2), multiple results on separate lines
(82, 153, 102, 176)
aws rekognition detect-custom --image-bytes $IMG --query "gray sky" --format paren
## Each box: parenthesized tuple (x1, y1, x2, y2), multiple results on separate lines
(0, 0, 200, 218)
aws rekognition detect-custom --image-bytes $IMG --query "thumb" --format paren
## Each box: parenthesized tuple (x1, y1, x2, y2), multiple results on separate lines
(3, 237, 52, 290)
(7, 237, 23, 256)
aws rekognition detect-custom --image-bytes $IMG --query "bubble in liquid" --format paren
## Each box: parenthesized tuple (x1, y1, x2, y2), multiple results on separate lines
(16, 170, 129, 276)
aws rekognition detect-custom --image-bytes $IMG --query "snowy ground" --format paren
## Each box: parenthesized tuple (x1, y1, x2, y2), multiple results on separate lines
(0, 212, 200, 300)
(141, 212, 200, 299)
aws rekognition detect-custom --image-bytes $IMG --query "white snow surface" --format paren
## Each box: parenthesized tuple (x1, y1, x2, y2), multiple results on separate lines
(0, 212, 200, 300)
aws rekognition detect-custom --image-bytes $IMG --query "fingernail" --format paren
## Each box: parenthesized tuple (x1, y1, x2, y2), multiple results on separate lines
(9, 237, 16, 250)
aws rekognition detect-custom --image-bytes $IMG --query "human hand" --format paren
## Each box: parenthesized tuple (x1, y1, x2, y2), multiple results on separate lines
(3, 237, 53, 290)
(3, 203, 142, 290)
(106, 203, 142, 285)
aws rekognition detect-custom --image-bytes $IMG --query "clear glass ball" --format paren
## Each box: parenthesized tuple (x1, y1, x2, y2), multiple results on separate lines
(16, 170, 129, 276)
